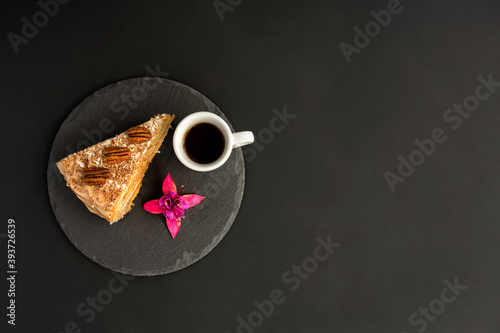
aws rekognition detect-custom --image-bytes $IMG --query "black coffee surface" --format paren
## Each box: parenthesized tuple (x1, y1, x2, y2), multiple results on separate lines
(184, 122, 225, 164)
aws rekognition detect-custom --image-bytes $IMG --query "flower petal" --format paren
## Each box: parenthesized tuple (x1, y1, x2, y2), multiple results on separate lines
(181, 194, 205, 208)
(172, 205, 185, 219)
(162, 209, 174, 219)
(159, 195, 172, 209)
(143, 200, 163, 214)
(162, 174, 176, 194)
(166, 218, 181, 239)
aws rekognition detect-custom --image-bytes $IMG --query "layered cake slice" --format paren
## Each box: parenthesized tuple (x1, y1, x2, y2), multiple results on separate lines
(57, 114, 175, 224)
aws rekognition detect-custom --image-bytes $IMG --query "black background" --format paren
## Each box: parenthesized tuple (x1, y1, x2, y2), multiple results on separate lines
(2, 0, 500, 332)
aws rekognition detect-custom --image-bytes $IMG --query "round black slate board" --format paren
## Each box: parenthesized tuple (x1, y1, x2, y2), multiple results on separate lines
(47, 78, 245, 276)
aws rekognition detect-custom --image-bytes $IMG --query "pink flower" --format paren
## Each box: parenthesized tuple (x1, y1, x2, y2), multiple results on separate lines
(143, 174, 205, 238)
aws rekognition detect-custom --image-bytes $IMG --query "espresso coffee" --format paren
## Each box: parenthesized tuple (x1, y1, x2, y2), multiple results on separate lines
(183, 122, 225, 164)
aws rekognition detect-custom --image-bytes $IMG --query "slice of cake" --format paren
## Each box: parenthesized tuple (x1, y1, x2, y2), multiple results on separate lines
(57, 114, 175, 224)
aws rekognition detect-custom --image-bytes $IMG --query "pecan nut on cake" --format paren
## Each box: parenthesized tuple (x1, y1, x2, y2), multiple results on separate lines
(57, 114, 175, 224)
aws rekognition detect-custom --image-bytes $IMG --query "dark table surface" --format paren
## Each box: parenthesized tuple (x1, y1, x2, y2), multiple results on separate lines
(2, 0, 500, 332)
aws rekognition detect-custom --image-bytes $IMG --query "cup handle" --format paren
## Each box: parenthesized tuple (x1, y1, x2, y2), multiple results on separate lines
(232, 131, 254, 148)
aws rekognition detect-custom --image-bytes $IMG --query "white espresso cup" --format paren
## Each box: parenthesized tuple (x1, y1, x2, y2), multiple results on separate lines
(173, 112, 254, 172)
